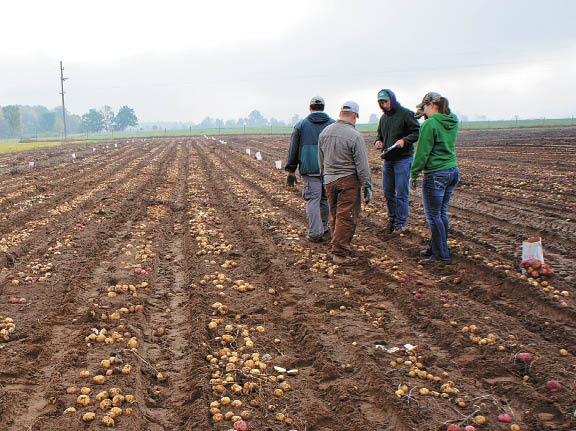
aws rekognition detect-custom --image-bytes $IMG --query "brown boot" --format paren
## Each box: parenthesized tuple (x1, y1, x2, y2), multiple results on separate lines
(332, 255, 358, 265)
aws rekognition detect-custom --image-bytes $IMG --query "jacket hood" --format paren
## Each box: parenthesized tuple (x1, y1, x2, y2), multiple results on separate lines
(431, 113, 459, 130)
(381, 89, 401, 115)
(307, 112, 332, 124)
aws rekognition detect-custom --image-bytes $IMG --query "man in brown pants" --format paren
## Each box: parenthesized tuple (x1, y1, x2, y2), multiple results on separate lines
(319, 101, 372, 265)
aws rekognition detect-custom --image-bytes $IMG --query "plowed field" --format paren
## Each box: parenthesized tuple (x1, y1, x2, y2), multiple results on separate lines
(1, 127, 575, 431)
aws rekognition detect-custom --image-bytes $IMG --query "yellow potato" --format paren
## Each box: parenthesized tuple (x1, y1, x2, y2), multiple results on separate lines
(101, 416, 115, 427)
(82, 412, 96, 422)
(76, 395, 91, 406)
(93, 375, 106, 385)
(100, 399, 112, 411)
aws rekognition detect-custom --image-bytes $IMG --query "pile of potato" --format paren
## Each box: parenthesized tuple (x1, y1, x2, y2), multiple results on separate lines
(205, 320, 298, 425)
(64, 385, 135, 426)
(199, 272, 256, 294)
(83, 326, 137, 349)
(0, 315, 16, 341)
(520, 258, 554, 279)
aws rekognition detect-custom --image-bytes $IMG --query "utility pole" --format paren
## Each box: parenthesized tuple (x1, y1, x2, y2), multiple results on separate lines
(60, 61, 68, 141)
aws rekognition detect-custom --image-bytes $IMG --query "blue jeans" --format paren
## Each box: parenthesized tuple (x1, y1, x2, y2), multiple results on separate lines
(382, 156, 413, 227)
(421, 167, 460, 261)
(301, 175, 329, 238)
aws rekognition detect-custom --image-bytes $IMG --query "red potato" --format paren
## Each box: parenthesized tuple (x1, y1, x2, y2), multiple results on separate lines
(447, 425, 461, 431)
(234, 421, 248, 431)
(516, 352, 532, 363)
(546, 380, 562, 392)
(497, 413, 512, 423)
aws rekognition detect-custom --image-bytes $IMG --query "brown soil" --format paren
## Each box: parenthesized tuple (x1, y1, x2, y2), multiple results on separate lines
(0, 128, 575, 431)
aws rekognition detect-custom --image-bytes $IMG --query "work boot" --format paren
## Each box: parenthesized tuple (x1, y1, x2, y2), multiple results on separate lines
(419, 256, 452, 265)
(308, 235, 324, 243)
(387, 219, 395, 234)
(332, 255, 358, 265)
(394, 225, 409, 234)
(420, 248, 432, 257)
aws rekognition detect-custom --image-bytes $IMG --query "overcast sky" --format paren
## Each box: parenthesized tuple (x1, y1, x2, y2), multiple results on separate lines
(1, 0, 575, 123)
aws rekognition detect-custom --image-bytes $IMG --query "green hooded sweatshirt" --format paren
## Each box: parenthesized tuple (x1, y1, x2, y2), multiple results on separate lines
(410, 113, 459, 179)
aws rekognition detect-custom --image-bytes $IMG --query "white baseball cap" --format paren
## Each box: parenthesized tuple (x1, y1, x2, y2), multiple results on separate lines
(340, 100, 359, 116)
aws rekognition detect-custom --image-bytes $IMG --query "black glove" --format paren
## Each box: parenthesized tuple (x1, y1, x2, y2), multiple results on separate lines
(363, 182, 373, 204)
(287, 172, 297, 187)
(409, 178, 418, 191)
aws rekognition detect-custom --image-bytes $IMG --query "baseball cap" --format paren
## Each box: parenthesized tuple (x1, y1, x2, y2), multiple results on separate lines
(310, 96, 325, 105)
(377, 89, 390, 101)
(340, 101, 359, 115)
(416, 92, 443, 109)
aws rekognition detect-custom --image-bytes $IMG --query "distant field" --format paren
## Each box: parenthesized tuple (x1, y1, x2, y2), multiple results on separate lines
(0, 140, 102, 154)
(1, 118, 575, 154)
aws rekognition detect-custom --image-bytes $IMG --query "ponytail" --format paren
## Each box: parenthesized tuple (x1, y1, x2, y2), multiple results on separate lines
(433, 97, 451, 114)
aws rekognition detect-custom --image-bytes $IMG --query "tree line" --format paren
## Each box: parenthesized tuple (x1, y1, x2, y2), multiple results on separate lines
(0, 105, 379, 138)
(0, 105, 138, 138)
(142, 110, 380, 131)
(191, 110, 299, 129)
(194, 110, 380, 129)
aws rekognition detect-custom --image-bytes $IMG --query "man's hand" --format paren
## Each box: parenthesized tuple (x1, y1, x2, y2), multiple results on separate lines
(374, 140, 383, 151)
(286, 172, 297, 187)
(363, 182, 373, 204)
(395, 139, 405, 149)
(409, 178, 418, 191)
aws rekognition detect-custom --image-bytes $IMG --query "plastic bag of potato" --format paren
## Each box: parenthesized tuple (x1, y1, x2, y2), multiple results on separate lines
(520, 237, 554, 278)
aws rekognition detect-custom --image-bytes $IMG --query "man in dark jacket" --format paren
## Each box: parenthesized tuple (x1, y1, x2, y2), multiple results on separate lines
(285, 96, 335, 242)
(375, 89, 420, 233)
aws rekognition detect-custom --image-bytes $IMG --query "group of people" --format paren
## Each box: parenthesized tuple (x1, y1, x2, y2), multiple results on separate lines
(284, 90, 460, 265)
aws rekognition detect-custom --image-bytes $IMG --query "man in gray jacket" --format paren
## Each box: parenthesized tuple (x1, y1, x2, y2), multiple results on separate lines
(319, 101, 372, 265)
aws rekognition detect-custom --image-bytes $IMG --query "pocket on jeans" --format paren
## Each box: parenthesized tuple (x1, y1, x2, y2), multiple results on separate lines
(432, 174, 450, 189)
(302, 183, 311, 200)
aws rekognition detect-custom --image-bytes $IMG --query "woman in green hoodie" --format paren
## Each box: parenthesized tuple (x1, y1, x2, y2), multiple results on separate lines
(410, 92, 460, 264)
